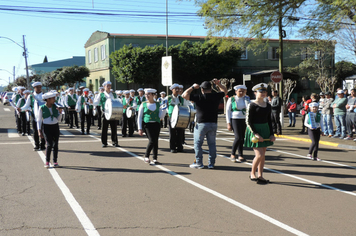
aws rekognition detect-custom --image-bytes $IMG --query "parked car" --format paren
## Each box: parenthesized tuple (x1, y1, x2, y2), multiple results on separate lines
(2, 92, 13, 105)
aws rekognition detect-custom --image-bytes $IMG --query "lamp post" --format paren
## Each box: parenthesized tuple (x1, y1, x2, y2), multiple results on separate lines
(0, 35, 30, 88)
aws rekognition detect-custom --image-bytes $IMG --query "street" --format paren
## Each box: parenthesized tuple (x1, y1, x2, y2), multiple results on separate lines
(1, 107, 356, 236)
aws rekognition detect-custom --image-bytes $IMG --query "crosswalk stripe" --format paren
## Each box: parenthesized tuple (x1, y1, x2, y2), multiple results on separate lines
(3, 108, 10, 111)
(60, 129, 75, 136)
(8, 129, 20, 138)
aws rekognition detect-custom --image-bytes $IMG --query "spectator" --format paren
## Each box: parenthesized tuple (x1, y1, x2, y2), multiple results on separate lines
(286, 97, 297, 127)
(331, 90, 347, 139)
(271, 90, 282, 135)
(322, 92, 334, 137)
(344, 89, 356, 140)
(300, 96, 312, 134)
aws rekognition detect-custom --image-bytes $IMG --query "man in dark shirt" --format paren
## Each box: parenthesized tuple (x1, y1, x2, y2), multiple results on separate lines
(182, 79, 227, 169)
(271, 90, 282, 135)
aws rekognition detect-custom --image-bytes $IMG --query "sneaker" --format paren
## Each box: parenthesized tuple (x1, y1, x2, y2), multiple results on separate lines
(152, 159, 160, 164)
(53, 163, 59, 168)
(354, 138, 356, 142)
(328, 135, 332, 138)
(44, 162, 50, 168)
(344, 137, 353, 140)
(307, 154, 313, 160)
(208, 164, 214, 169)
(144, 157, 150, 163)
(189, 163, 204, 169)
(331, 135, 340, 138)
(314, 157, 321, 161)
(339, 136, 346, 139)
(230, 157, 237, 163)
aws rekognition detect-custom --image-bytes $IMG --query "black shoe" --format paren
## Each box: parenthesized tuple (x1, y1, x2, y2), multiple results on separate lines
(102, 144, 107, 148)
(70, 126, 73, 128)
(122, 134, 127, 137)
(34, 146, 39, 151)
(40, 146, 46, 151)
(177, 149, 184, 153)
(81, 132, 85, 135)
(129, 134, 134, 137)
(22, 133, 25, 136)
(113, 143, 120, 147)
(86, 132, 90, 135)
(287, 125, 291, 127)
(97, 127, 101, 130)
(76, 126, 80, 129)
(257, 177, 270, 184)
(292, 124, 295, 127)
(171, 149, 177, 153)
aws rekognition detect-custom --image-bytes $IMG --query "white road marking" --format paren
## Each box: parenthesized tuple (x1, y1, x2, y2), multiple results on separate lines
(27, 136, 100, 236)
(8, 129, 19, 138)
(0, 142, 32, 145)
(60, 129, 75, 136)
(4, 108, 10, 111)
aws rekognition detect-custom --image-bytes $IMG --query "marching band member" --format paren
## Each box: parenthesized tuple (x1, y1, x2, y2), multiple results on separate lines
(95, 87, 104, 130)
(122, 90, 137, 137)
(37, 92, 63, 168)
(167, 83, 189, 153)
(89, 91, 95, 126)
(244, 83, 275, 184)
(157, 91, 168, 128)
(19, 82, 46, 151)
(117, 90, 123, 99)
(11, 86, 25, 134)
(65, 88, 79, 128)
(76, 88, 93, 135)
(305, 102, 321, 161)
(137, 88, 167, 164)
(135, 88, 146, 131)
(16, 90, 31, 136)
(178, 85, 184, 95)
(226, 85, 250, 162)
(93, 81, 119, 147)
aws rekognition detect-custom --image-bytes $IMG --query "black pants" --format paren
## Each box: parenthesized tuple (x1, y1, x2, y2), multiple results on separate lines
(65, 107, 70, 124)
(101, 116, 118, 145)
(169, 118, 184, 151)
(33, 117, 45, 148)
(346, 112, 355, 137)
(43, 123, 60, 163)
(18, 112, 27, 134)
(308, 128, 320, 157)
(160, 115, 168, 128)
(16, 112, 21, 133)
(80, 109, 92, 133)
(301, 114, 306, 133)
(68, 106, 78, 128)
(97, 106, 102, 128)
(271, 111, 282, 134)
(144, 122, 161, 159)
(122, 113, 134, 136)
(231, 119, 246, 157)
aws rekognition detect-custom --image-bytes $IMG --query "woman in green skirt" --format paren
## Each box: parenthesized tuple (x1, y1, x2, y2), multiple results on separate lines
(244, 83, 275, 183)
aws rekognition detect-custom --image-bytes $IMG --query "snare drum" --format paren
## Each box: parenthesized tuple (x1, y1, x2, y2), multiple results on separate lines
(105, 98, 123, 120)
(84, 104, 90, 115)
(170, 105, 190, 129)
(34, 100, 46, 121)
(126, 107, 133, 118)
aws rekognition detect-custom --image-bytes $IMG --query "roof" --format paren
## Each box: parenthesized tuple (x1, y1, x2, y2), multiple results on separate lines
(30, 56, 85, 68)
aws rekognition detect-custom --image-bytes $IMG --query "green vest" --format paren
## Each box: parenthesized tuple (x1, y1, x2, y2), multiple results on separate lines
(231, 96, 246, 115)
(81, 96, 93, 109)
(19, 98, 26, 113)
(30, 94, 35, 107)
(67, 94, 77, 106)
(99, 92, 117, 111)
(143, 102, 160, 123)
(123, 97, 134, 113)
(167, 95, 184, 117)
(307, 112, 321, 124)
(14, 94, 21, 104)
(135, 96, 146, 108)
(55, 96, 60, 103)
(40, 104, 59, 121)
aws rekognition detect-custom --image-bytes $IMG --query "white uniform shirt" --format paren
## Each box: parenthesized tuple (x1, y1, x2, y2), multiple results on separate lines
(137, 102, 167, 130)
(226, 96, 250, 123)
(37, 106, 62, 129)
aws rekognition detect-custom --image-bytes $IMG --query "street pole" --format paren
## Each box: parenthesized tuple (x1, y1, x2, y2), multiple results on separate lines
(13, 66, 15, 82)
(278, 7, 284, 128)
(166, 0, 169, 95)
(22, 35, 30, 89)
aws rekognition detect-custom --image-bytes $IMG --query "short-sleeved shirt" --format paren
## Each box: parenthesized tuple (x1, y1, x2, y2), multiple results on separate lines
(189, 92, 225, 123)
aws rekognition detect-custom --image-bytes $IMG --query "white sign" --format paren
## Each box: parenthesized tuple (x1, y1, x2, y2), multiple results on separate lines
(162, 56, 172, 86)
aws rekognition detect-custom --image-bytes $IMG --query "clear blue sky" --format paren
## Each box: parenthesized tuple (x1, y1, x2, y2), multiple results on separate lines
(0, 0, 352, 87)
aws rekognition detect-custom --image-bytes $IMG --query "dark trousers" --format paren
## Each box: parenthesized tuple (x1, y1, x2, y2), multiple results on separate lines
(169, 118, 184, 151)
(301, 114, 306, 133)
(160, 115, 168, 128)
(68, 106, 78, 128)
(43, 123, 60, 163)
(271, 111, 282, 134)
(122, 113, 134, 136)
(65, 107, 70, 124)
(97, 106, 102, 128)
(80, 109, 92, 133)
(16, 112, 21, 133)
(308, 128, 320, 157)
(346, 112, 355, 137)
(19, 112, 27, 134)
(33, 117, 45, 148)
(231, 119, 246, 157)
(144, 122, 161, 159)
(101, 116, 118, 145)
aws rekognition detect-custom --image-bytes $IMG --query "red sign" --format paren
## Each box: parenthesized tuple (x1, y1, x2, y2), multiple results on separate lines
(270, 71, 283, 83)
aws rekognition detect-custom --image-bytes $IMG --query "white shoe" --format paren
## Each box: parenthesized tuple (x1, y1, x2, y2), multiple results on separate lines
(144, 157, 150, 163)
(307, 154, 313, 160)
(189, 163, 204, 169)
(44, 162, 50, 168)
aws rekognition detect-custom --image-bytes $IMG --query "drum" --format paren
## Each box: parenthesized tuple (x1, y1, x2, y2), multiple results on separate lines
(170, 105, 190, 129)
(84, 104, 90, 115)
(34, 100, 46, 120)
(105, 98, 123, 120)
(126, 107, 133, 118)
(188, 105, 196, 123)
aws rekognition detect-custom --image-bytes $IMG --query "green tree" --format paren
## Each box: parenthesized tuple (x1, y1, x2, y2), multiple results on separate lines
(335, 60, 356, 81)
(57, 65, 90, 87)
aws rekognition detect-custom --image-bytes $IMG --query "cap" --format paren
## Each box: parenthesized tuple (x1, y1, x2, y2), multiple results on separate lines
(337, 90, 344, 94)
(160, 91, 166, 95)
(123, 90, 130, 95)
(325, 91, 331, 95)
(43, 92, 56, 100)
(137, 88, 144, 92)
(23, 90, 31, 94)
(170, 83, 180, 90)
(130, 89, 135, 93)
(252, 83, 268, 92)
(102, 81, 112, 87)
(32, 82, 42, 87)
(178, 85, 183, 89)
(309, 102, 319, 107)
(234, 85, 247, 90)
(319, 92, 324, 95)
(83, 88, 89, 92)
(145, 88, 157, 94)
(200, 81, 211, 89)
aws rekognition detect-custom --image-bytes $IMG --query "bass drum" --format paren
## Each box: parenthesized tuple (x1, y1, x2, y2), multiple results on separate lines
(170, 105, 190, 129)
(34, 100, 46, 121)
(188, 105, 196, 123)
(105, 98, 123, 121)
(126, 107, 133, 118)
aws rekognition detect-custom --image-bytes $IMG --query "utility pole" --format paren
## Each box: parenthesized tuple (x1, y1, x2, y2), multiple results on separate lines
(13, 66, 15, 82)
(23, 35, 30, 89)
(278, 8, 283, 98)
(166, 0, 169, 95)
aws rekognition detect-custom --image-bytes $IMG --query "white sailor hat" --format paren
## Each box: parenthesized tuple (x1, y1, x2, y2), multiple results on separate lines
(23, 90, 31, 94)
(130, 89, 135, 93)
(115, 90, 120, 94)
(252, 83, 268, 92)
(79, 86, 85, 89)
(18, 86, 26, 90)
(160, 91, 166, 95)
(76, 88, 80, 92)
(234, 85, 247, 90)
(170, 83, 180, 90)
(144, 88, 157, 94)
(89, 91, 93, 94)
(137, 88, 144, 92)
(118, 90, 123, 94)
(12, 87, 18, 92)
(83, 88, 89, 92)
(32, 82, 42, 87)
(68, 88, 74, 91)
(123, 90, 130, 95)
(309, 102, 319, 107)
(94, 91, 99, 94)
(102, 81, 112, 87)
(42, 92, 56, 100)
(178, 85, 183, 89)
(99, 87, 104, 90)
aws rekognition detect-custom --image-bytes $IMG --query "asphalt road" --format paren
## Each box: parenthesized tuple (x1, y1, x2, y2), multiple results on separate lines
(1, 106, 356, 236)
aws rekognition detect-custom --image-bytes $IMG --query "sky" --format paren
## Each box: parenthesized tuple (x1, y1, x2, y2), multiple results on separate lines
(0, 0, 354, 87)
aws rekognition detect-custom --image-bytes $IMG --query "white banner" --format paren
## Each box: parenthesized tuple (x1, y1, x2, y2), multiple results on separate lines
(161, 56, 172, 86)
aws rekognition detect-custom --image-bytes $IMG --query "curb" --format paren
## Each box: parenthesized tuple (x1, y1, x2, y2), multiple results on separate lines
(278, 135, 356, 150)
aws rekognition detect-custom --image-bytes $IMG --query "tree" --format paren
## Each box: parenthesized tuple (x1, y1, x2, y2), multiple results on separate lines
(43, 55, 48, 63)
(57, 65, 90, 87)
(335, 60, 356, 81)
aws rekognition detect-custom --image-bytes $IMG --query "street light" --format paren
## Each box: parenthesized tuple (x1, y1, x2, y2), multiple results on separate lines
(0, 68, 15, 82)
(0, 35, 30, 88)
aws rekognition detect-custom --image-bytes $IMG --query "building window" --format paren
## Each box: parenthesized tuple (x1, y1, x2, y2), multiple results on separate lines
(268, 47, 279, 60)
(240, 48, 248, 60)
(315, 51, 321, 60)
(94, 47, 98, 62)
(301, 48, 307, 60)
(88, 50, 92, 64)
(101, 45, 106, 60)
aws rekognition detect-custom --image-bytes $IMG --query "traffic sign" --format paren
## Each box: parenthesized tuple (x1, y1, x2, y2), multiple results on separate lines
(270, 71, 283, 83)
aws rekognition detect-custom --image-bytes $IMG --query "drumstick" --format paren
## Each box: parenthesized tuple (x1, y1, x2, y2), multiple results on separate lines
(251, 136, 271, 143)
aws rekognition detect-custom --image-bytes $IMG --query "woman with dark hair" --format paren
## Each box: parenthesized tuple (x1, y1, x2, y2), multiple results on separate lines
(300, 95, 312, 134)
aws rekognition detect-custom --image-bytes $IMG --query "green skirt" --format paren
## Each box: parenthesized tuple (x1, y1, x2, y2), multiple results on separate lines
(244, 123, 274, 148)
